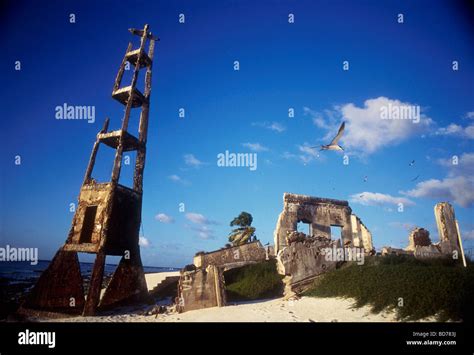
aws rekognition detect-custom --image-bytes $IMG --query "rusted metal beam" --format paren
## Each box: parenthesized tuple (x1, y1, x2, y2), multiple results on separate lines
(83, 252, 106, 316)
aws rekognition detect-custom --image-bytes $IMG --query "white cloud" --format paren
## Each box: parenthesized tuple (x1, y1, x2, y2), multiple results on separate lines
(184, 212, 217, 239)
(282, 144, 322, 165)
(437, 152, 474, 177)
(185, 212, 217, 225)
(241, 142, 269, 152)
(304, 97, 433, 155)
(297, 143, 321, 164)
(252, 121, 286, 133)
(402, 152, 474, 208)
(189, 225, 215, 240)
(464, 111, 474, 120)
(402, 176, 474, 208)
(184, 154, 205, 168)
(304, 107, 332, 130)
(350, 192, 415, 207)
(155, 213, 174, 223)
(435, 123, 474, 139)
(139, 236, 151, 248)
(434, 111, 474, 139)
(168, 174, 190, 185)
(462, 229, 474, 240)
(339, 97, 432, 154)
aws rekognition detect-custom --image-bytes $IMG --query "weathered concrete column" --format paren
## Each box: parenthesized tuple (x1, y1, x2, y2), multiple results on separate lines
(360, 225, 373, 252)
(350, 214, 362, 247)
(434, 202, 460, 255)
(274, 208, 297, 254)
(341, 207, 353, 246)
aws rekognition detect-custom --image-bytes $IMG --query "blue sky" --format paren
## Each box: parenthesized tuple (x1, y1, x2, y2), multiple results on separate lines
(1, 0, 473, 268)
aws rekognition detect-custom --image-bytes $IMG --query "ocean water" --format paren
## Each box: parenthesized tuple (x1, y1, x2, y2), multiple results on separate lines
(0, 260, 179, 285)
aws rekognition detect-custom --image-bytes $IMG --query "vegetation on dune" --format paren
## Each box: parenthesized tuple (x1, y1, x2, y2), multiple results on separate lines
(304, 255, 474, 322)
(224, 260, 284, 301)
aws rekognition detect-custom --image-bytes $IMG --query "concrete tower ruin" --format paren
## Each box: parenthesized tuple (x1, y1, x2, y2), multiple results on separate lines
(22, 24, 158, 316)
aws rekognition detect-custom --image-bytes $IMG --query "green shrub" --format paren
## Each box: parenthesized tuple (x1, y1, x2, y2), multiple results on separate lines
(304, 256, 474, 322)
(224, 260, 284, 301)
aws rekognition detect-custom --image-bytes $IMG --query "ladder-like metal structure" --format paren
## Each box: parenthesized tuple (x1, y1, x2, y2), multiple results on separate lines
(22, 24, 158, 317)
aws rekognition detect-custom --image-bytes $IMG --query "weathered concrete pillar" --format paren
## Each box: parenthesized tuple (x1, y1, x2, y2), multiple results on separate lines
(434, 202, 460, 255)
(274, 209, 297, 254)
(341, 207, 353, 246)
(360, 225, 373, 252)
(350, 214, 362, 247)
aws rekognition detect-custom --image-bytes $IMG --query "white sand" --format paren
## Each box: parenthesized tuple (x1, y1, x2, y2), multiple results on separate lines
(48, 296, 436, 323)
(44, 272, 436, 323)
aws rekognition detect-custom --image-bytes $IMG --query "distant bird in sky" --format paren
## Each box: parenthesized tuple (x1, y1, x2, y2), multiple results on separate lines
(411, 175, 419, 181)
(313, 121, 345, 151)
(409, 160, 415, 166)
(363, 176, 368, 182)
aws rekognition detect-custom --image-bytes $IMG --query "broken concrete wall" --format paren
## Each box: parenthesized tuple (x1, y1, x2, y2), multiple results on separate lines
(176, 265, 226, 313)
(276, 233, 339, 294)
(360, 223, 373, 252)
(405, 228, 431, 252)
(193, 241, 267, 270)
(351, 214, 362, 248)
(382, 202, 464, 260)
(274, 193, 353, 254)
(381, 247, 413, 256)
(434, 202, 460, 255)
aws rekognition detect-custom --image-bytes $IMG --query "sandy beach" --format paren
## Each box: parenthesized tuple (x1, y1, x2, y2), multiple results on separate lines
(51, 296, 437, 323)
(43, 272, 436, 323)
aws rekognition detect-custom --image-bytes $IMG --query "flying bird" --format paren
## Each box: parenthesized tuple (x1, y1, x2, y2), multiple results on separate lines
(411, 175, 419, 181)
(363, 176, 368, 182)
(409, 160, 415, 166)
(313, 122, 345, 151)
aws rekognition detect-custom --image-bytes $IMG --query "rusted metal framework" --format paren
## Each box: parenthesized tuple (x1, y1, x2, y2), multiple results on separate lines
(22, 24, 158, 316)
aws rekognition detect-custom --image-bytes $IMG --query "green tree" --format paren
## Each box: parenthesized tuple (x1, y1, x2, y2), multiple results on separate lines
(228, 212, 257, 246)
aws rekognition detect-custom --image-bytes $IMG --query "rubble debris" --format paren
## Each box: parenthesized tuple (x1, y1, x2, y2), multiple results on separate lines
(176, 265, 226, 313)
(277, 232, 339, 295)
(383, 202, 465, 262)
(406, 228, 432, 252)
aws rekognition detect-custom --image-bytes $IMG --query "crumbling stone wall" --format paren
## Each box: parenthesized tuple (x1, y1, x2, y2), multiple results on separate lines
(274, 193, 354, 254)
(360, 223, 373, 252)
(434, 202, 460, 255)
(176, 265, 226, 313)
(277, 232, 338, 294)
(406, 228, 431, 252)
(383, 202, 463, 260)
(350, 214, 373, 252)
(193, 241, 267, 270)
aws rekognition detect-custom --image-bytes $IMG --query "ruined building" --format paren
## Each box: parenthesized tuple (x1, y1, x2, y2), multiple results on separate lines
(21, 25, 158, 316)
(274, 193, 374, 294)
(274, 193, 373, 253)
(382, 202, 466, 265)
(177, 241, 268, 312)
